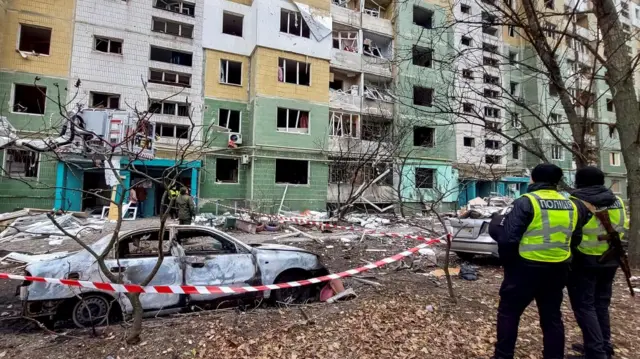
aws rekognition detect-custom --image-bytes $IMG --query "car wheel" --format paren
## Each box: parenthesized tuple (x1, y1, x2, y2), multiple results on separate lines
(455, 252, 475, 262)
(71, 294, 110, 328)
(272, 271, 312, 304)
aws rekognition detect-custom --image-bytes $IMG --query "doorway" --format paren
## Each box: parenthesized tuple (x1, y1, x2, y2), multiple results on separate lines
(82, 170, 111, 211)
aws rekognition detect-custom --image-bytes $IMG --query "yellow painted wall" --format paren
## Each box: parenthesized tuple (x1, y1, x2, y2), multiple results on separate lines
(204, 49, 250, 102)
(252, 46, 329, 103)
(0, 0, 74, 77)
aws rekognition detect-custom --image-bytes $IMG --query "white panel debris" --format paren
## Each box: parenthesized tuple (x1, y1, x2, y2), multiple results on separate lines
(293, 2, 332, 41)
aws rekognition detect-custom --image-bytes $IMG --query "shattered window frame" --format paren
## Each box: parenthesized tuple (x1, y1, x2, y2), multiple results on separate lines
(551, 144, 564, 160)
(278, 58, 311, 86)
(151, 18, 194, 39)
(219, 108, 241, 133)
(485, 154, 502, 164)
(4, 148, 39, 179)
(154, 123, 190, 139)
(149, 99, 190, 117)
(149, 69, 191, 87)
(333, 31, 359, 53)
(12, 84, 47, 114)
(18, 24, 52, 55)
(415, 168, 435, 189)
(90, 92, 121, 109)
(94, 36, 123, 54)
(219, 59, 243, 86)
(276, 107, 310, 134)
(280, 9, 311, 38)
(329, 111, 359, 138)
(153, 0, 195, 17)
(215, 157, 239, 183)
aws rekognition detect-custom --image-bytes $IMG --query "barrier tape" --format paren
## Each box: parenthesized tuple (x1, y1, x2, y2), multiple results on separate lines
(213, 202, 438, 243)
(0, 238, 443, 294)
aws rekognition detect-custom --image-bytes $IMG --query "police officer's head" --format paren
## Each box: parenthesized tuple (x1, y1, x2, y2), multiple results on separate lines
(574, 166, 605, 189)
(531, 163, 563, 185)
(180, 188, 188, 195)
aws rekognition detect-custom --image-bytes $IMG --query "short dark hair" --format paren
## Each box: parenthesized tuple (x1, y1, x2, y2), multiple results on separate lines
(180, 188, 188, 195)
(531, 163, 563, 184)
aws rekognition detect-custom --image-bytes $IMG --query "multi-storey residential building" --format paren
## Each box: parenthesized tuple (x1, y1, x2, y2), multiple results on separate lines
(0, 0, 636, 214)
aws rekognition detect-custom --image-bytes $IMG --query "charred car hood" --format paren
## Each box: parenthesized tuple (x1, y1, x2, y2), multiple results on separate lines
(250, 243, 315, 255)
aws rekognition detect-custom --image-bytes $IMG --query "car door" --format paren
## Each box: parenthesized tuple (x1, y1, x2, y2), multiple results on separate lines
(101, 229, 182, 311)
(177, 227, 259, 302)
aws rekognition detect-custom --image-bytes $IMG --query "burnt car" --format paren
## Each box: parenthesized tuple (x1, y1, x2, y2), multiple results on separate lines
(20, 225, 329, 327)
(449, 206, 511, 261)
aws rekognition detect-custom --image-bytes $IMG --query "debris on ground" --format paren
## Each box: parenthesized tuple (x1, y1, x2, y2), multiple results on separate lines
(345, 213, 392, 229)
(459, 263, 479, 281)
(459, 196, 513, 219)
(0, 209, 104, 245)
(428, 267, 461, 277)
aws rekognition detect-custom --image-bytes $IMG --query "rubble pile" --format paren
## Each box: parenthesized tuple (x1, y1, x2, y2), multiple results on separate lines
(460, 196, 513, 219)
(0, 209, 105, 246)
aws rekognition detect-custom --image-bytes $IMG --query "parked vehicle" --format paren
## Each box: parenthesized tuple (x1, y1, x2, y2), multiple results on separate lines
(449, 207, 511, 261)
(19, 225, 329, 327)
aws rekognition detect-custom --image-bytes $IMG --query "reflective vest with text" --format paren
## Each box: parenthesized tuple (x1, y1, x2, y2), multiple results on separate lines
(572, 195, 628, 256)
(520, 190, 577, 263)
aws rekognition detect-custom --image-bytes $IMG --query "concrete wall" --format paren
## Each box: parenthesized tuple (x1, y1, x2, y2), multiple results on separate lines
(202, 98, 252, 147)
(0, 151, 57, 212)
(204, 49, 250, 101)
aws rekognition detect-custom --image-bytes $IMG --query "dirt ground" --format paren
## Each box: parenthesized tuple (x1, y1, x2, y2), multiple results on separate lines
(0, 229, 639, 358)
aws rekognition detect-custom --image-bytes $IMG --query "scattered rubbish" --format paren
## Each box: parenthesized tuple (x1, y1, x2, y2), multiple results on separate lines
(352, 277, 382, 287)
(459, 264, 478, 281)
(289, 225, 323, 243)
(365, 249, 386, 252)
(0, 251, 69, 265)
(326, 245, 335, 249)
(418, 248, 437, 264)
(425, 305, 434, 312)
(340, 238, 352, 243)
(326, 288, 357, 303)
(0, 210, 104, 245)
(428, 267, 461, 277)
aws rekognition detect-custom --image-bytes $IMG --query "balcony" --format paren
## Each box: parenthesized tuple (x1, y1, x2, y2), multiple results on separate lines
(565, 0, 588, 12)
(362, 0, 393, 36)
(331, 0, 361, 28)
(330, 69, 362, 112)
(362, 31, 393, 77)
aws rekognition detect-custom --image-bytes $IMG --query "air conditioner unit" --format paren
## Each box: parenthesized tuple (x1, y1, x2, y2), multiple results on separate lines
(229, 133, 242, 145)
(241, 154, 250, 164)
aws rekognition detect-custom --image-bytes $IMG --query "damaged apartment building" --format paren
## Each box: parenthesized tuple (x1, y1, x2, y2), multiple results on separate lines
(0, 0, 634, 213)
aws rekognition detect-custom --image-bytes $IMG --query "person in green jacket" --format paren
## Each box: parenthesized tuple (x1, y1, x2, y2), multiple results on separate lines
(175, 187, 195, 225)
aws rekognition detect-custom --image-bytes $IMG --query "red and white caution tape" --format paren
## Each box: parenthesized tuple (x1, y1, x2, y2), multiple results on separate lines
(0, 238, 443, 294)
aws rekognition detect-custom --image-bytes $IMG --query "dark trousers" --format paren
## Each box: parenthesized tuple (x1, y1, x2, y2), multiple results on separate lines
(568, 266, 617, 359)
(495, 263, 569, 359)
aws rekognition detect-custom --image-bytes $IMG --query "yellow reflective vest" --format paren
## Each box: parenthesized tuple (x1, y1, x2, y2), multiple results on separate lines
(573, 196, 628, 256)
(520, 190, 578, 263)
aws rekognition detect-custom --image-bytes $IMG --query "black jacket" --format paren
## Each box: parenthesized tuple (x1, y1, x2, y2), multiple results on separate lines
(490, 183, 590, 267)
(569, 185, 619, 268)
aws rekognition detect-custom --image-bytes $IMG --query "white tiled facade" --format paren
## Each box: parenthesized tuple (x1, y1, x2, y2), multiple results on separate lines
(68, 0, 204, 148)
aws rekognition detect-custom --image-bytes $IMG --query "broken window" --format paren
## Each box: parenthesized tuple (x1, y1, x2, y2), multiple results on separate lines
(484, 107, 500, 118)
(508, 51, 518, 64)
(364, 0, 385, 17)
(94, 36, 122, 54)
(278, 58, 310, 86)
(5, 149, 39, 178)
(329, 78, 343, 90)
(333, 31, 359, 52)
(544, 0, 554, 9)
(149, 69, 191, 87)
(152, 18, 193, 38)
(463, 137, 475, 147)
(150, 46, 193, 66)
(413, 86, 433, 107)
(329, 162, 349, 183)
(551, 145, 564, 160)
(486, 121, 501, 132)
(13, 84, 46, 114)
(363, 84, 394, 102)
(330, 111, 359, 138)
(606, 99, 614, 112)
(222, 12, 243, 37)
(549, 82, 559, 97)
(510, 82, 519, 96)
(154, 0, 195, 17)
(90, 92, 120, 109)
(280, 9, 310, 38)
(216, 158, 239, 183)
(482, 12, 499, 36)
(275, 159, 308, 184)
(621, 1, 629, 17)
(482, 42, 499, 54)
(549, 113, 560, 123)
(461, 4, 470, 13)
(363, 34, 392, 59)
(511, 113, 521, 128)
(361, 117, 391, 141)
(415, 168, 435, 189)
(461, 36, 472, 46)
(413, 6, 433, 28)
(154, 123, 190, 139)
(18, 24, 51, 55)
(483, 89, 499, 99)
(277, 108, 309, 133)
(483, 56, 499, 67)
(485, 139, 501, 149)
(413, 127, 435, 147)
(544, 22, 557, 39)
(462, 102, 473, 113)
(412, 46, 433, 67)
(483, 74, 500, 85)
(462, 69, 474, 79)
(512, 143, 520, 159)
(485, 155, 502, 164)
(219, 109, 241, 133)
(149, 100, 190, 117)
(508, 25, 515, 37)
(220, 59, 242, 85)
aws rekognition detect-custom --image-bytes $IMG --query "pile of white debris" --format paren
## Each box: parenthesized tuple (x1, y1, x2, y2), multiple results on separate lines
(0, 208, 105, 246)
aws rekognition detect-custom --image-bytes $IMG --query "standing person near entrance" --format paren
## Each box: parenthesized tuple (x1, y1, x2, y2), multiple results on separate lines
(175, 187, 195, 225)
(492, 163, 590, 359)
(135, 184, 147, 218)
(168, 186, 180, 219)
(566, 167, 628, 359)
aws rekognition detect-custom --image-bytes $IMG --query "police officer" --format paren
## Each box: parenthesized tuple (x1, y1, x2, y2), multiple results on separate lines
(567, 166, 628, 359)
(492, 163, 590, 359)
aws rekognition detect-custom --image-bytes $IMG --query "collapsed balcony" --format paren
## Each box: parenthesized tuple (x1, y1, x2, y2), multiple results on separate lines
(362, 31, 393, 77)
(363, 75, 394, 117)
(330, 68, 362, 112)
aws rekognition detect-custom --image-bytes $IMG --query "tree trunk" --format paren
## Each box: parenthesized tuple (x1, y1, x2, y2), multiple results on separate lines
(591, 0, 640, 267)
(125, 293, 143, 344)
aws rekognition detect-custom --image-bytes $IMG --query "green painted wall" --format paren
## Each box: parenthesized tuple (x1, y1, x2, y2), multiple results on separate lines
(399, 161, 459, 206)
(199, 154, 249, 211)
(252, 97, 328, 151)
(0, 72, 68, 132)
(202, 98, 252, 147)
(0, 151, 57, 212)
